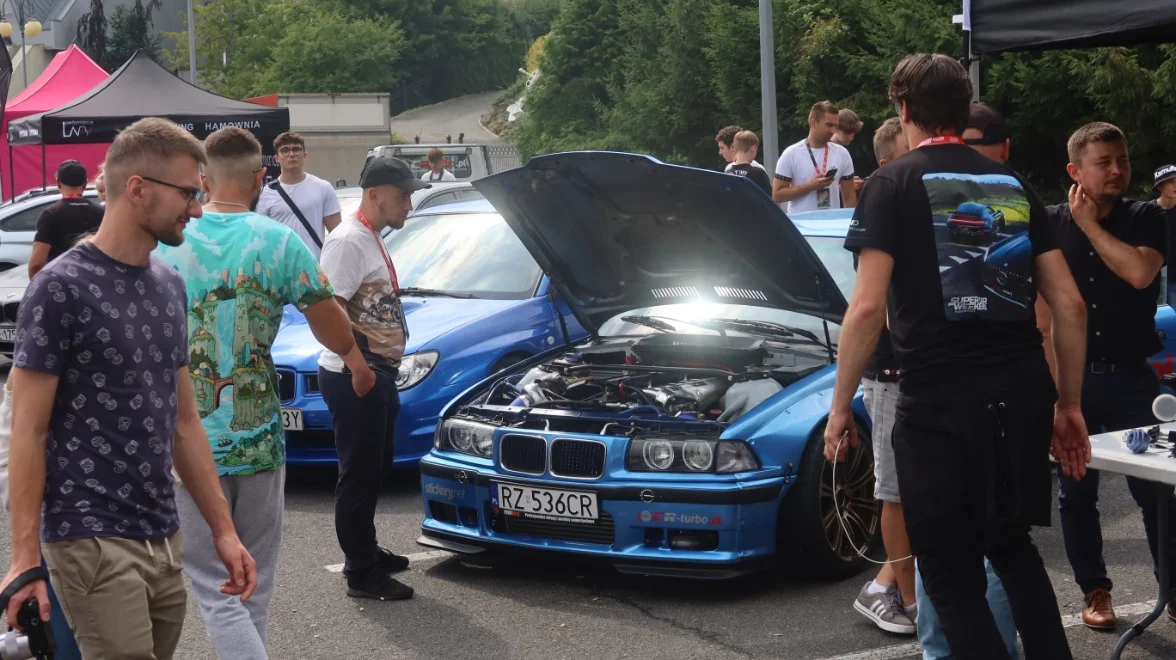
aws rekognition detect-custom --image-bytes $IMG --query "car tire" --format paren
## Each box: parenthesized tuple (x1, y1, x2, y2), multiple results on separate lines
(776, 419, 881, 579)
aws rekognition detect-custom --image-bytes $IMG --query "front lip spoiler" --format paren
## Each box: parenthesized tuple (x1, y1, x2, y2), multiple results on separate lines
(417, 528, 773, 579)
(419, 462, 783, 505)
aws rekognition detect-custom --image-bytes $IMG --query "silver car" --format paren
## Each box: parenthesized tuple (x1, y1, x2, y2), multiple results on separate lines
(0, 266, 26, 357)
(0, 187, 102, 272)
(334, 181, 481, 220)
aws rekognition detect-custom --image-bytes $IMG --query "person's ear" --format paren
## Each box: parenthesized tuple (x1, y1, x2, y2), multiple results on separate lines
(1065, 162, 1081, 184)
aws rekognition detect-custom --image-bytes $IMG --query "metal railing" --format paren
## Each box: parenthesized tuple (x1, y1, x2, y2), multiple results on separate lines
(483, 143, 521, 175)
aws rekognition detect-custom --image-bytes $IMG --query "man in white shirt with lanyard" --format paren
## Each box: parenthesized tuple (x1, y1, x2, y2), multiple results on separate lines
(772, 101, 857, 213)
(318, 156, 429, 602)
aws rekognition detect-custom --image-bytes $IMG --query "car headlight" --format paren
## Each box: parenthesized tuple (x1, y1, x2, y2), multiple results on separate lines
(397, 351, 439, 390)
(435, 419, 494, 457)
(627, 438, 759, 473)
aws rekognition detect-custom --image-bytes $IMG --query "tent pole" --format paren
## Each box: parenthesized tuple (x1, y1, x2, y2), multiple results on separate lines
(968, 31, 979, 101)
(41, 143, 46, 190)
(7, 146, 13, 202)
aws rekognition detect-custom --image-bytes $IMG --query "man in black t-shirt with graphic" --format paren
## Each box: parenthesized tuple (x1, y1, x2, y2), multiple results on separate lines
(28, 160, 104, 279)
(1043, 125, 1176, 630)
(827, 54, 1090, 659)
(727, 131, 773, 195)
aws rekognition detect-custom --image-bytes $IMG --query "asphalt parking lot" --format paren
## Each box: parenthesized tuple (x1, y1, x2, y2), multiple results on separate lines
(0, 461, 1172, 659)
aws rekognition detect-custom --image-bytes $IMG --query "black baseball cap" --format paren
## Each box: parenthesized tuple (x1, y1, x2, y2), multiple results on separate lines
(965, 102, 1009, 145)
(55, 159, 88, 187)
(1155, 164, 1176, 189)
(359, 156, 431, 192)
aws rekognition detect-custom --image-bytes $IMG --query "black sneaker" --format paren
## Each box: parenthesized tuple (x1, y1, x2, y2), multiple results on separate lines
(346, 569, 414, 601)
(377, 547, 410, 574)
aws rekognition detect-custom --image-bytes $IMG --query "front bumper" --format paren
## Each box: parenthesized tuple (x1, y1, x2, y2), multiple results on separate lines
(417, 455, 786, 579)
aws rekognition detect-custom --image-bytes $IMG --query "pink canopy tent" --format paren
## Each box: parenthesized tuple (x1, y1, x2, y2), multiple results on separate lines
(1, 45, 109, 201)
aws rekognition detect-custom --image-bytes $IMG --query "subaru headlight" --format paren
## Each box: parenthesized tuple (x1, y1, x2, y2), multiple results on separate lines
(397, 351, 439, 390)
(435, 419, 494, 457)
(627, 438, 759, 473)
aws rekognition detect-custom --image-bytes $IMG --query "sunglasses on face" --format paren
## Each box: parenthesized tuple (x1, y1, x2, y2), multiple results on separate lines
(141, 176, 205, 204)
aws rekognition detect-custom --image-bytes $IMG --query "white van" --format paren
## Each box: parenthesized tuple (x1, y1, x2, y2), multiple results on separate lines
(363, 143, 519, 182)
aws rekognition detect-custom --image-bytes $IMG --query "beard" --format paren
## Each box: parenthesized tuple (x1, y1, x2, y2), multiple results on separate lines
(381, 200, 407, 230)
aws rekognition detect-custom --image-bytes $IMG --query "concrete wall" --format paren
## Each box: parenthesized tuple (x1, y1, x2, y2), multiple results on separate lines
(269, 94, 394, 188)
(300, 131, 391, 189)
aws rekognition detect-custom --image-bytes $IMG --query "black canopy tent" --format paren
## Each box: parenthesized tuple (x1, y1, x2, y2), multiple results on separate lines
(7, 50, 289, 189)
(969, 0, 1176, 54)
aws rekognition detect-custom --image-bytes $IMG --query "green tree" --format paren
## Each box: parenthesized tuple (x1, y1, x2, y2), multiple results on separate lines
(261, 9, 406, 94)
(106, 0, 163, 70)
(76, 0, 108, 70)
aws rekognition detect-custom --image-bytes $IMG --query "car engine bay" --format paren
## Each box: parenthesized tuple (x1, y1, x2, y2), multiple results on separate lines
(463, 333, 830, 431)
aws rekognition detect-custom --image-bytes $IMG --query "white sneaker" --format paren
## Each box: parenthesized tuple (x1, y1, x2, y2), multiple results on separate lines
(852, 582, 916, 635)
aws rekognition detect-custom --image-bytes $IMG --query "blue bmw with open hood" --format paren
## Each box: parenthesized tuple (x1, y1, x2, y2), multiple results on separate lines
(417, 152, 880, 579)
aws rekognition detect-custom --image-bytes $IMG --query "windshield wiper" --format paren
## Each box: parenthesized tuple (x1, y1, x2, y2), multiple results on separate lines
(619, 315, 679, 333)
(399, 287, 477, 299)
(698, 319, 830, 349)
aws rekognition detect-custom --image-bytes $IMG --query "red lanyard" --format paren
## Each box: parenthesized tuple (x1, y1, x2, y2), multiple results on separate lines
(917, 136, 966, 149)
(804, 141, 830, 175)
(354, 210, 400, 293)
(62, 193, 82, 199)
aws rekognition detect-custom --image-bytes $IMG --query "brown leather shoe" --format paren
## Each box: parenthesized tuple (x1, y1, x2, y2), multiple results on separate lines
(1082, 588, 1117, 630)
(1167, 600, 1175, 623)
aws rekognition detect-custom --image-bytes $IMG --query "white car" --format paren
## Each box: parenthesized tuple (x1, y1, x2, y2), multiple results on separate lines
(0, 187, 101, 272)
(334, 181, 481, 220)
(0, 266, 27, 357)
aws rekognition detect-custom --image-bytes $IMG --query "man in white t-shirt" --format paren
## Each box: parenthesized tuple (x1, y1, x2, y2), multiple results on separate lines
(420, 148, 457, 182)
(716, 125, 767, 174)
(318, 156, 430, 602)
(256, 132, 342, 258)
(772, 101, 857, 213)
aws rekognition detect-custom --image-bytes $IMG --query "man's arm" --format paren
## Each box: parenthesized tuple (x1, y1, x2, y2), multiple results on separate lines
(1, 368, 57, 626)
(824, 247, 893, 461)
(303, 297, 355, 357)
(27, 243, 51, 280)
(839, 178, 857, 209)
(172, 369, 257, 600)
(322, 212, 342, 233)
(1070, 186, 1164, 289)
(1034, 249, 1090, 478)
(773, 176, 829, 204)
(1034, 294, 1056, 381)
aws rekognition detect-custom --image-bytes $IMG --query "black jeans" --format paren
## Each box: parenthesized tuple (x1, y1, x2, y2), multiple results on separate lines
(1057, 361, 1176, 599)
(894, 359, 1072, 660)
(319, 367, 400, 576)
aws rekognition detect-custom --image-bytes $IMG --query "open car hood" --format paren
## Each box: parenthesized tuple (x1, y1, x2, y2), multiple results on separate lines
(473, 152, 849, 333)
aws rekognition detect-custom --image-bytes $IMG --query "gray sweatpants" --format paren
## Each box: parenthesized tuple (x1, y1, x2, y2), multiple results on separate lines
(175, 467, 285, 660)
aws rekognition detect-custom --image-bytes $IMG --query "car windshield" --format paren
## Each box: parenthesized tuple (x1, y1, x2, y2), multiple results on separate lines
(598, 236, 855, 342)
(383, 212, 542, 299)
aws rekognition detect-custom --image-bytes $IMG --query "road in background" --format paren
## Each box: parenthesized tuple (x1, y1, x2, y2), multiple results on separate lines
(390, 92, 501, 145)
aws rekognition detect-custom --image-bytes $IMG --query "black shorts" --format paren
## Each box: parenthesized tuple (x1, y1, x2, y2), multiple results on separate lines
(893, 359, 1057, 554)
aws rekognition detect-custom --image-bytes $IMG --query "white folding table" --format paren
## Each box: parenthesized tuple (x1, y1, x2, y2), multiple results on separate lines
(1081, 426, 1176, 659)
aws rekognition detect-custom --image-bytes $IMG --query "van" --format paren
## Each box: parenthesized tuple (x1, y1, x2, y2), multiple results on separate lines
(363, 143, 520, 182)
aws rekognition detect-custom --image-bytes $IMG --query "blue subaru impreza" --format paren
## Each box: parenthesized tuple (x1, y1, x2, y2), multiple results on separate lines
(416, 153, 881, 580)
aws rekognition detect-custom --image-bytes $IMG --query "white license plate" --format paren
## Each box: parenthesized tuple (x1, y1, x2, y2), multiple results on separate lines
(0, 328, 14, 342)
(280, 409, 303, 431)
(492, 483, 598, 520)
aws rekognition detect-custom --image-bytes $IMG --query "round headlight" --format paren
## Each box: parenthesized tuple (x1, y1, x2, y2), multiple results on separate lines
(449, 424, 475, 452)
(642, 440, 674, 470)
(682, 441, 714, 471)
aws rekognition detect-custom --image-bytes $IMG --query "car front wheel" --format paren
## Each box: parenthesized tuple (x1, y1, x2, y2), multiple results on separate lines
(777, 420, 881, 579)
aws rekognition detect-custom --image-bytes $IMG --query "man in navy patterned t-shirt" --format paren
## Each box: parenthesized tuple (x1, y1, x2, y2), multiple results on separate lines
(0, 118, 257, 660)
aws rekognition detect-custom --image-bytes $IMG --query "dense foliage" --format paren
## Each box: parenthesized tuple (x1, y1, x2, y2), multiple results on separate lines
(516, 0, 1176, 202)
(171, 0, 552, 109)
(77, 0, 164, 72)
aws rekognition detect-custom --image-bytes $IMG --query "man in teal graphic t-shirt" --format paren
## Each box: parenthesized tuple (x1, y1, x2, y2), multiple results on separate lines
(157, 127, 361, 659)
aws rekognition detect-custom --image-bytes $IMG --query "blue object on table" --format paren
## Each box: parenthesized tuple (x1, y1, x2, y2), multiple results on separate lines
(1126, 428, 1151, 454)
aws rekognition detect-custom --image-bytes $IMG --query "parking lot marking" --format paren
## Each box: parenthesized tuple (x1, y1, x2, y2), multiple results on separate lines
(324, 550, 451, 573)
(814, 600, 1157, 660)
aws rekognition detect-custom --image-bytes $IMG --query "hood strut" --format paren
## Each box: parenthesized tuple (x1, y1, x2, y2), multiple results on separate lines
(814, 274, 836, 364)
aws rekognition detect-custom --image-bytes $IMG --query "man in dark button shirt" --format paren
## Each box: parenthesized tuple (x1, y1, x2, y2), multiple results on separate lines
(1154, 164, 1176, 306)
(1044, 123, 1176, 630)
(829, 53, 1090, 659)
(28, 160, 105, 279)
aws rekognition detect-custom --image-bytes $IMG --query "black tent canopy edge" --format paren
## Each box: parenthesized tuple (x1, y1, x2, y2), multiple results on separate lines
(969, 0, 1176, 54)
(7, 49, 289, 146)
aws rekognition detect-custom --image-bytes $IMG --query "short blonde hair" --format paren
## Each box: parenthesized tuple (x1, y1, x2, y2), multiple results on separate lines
(733, 130, 759, 153)
(104, 118, 206, 200)
(809, 100, 839, 124)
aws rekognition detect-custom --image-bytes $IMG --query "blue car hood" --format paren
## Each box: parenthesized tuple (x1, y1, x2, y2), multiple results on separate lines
(473, 152, 848, 332)
(271, 296, 519, 371)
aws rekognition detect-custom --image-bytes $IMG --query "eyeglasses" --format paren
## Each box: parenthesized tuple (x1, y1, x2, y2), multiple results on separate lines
(141, 176, 204, 204)
(278, 147, 305, 156)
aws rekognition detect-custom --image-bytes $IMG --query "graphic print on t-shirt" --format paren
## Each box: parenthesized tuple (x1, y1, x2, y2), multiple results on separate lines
(923, 173, 1034, 321)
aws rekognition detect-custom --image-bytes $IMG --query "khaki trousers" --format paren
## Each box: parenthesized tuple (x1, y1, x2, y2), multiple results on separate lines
(42, 531, 187, 660)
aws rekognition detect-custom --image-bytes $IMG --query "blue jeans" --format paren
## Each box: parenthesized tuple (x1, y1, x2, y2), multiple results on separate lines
(42, 557, 82, 660)
(917, 558, 1018, 660)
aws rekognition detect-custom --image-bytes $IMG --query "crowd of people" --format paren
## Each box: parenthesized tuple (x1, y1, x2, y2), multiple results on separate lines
(0, 121, 424, 659)
(0, 47, 1173, 660)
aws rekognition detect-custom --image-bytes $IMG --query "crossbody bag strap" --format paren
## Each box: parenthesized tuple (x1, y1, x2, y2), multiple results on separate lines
(268, 180, 322, 249)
